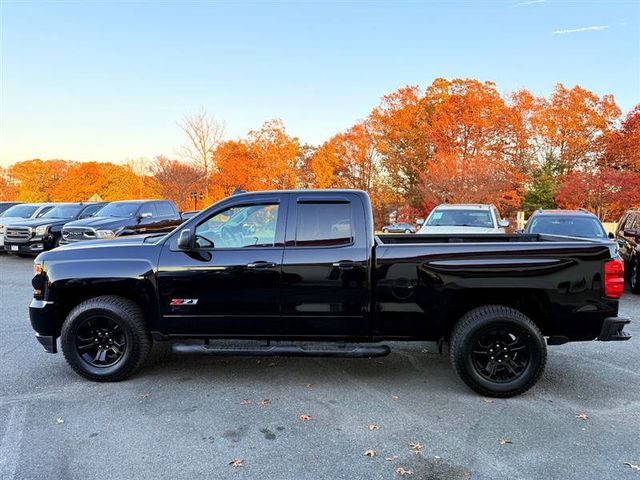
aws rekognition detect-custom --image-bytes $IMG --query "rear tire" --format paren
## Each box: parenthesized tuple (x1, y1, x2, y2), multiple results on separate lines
(631, 258, 640, 294)
(450, 305, 546, 398)
(60, 295, 151, 381)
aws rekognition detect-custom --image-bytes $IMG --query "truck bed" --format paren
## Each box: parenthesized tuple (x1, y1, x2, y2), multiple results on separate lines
(376, 233, 607, 244)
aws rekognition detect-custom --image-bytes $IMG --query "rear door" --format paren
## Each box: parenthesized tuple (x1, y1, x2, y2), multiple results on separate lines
(280, 193, 371, 338)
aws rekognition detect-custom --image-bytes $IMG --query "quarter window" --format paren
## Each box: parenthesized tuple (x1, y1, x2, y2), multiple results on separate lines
(295, 202, 353, 247)
(195, 204, 279, 249)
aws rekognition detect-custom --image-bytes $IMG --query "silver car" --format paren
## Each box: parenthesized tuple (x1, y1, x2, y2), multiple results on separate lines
(0, 203, 55, 248)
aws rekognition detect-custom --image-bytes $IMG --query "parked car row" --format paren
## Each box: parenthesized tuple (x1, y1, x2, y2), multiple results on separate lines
(0, 199, 190, 256)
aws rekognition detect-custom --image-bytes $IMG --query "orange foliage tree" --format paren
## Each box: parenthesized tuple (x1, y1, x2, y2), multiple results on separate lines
(151, 156, 204, 211)
(601, 104, 640, 171)
(0, 168, 18, 200)
(532, 84, 620, 172)
(9, 159, 70, 202)
(210, 119, 301, 198)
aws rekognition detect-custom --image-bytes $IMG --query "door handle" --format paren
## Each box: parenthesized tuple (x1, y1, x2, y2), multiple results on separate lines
(246, 261, 276, 269)
(332, 261, 357, 270)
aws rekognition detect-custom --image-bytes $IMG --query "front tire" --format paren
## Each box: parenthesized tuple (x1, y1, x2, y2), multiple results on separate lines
(449, 305, 546, 398)
(60, 295, 151, 381)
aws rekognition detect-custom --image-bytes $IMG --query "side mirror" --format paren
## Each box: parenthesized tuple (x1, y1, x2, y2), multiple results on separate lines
(177, 228, 193, 250)
(608, 232, 615, 239)
(416, 219, 425, 226)
(498, 219, 510, 228)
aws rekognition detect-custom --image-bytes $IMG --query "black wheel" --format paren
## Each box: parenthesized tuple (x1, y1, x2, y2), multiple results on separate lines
(631, 258, 640, 294)
(60, 295, 151, 381)
(450, 305, 546, 398)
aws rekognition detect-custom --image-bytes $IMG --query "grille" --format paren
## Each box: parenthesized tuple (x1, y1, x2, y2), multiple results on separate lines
(62, 227, 95, 241)
(6, 227, 32, 241)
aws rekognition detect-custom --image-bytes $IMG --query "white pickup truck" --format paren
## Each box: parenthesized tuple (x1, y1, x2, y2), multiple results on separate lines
(417, 203, 509, 234)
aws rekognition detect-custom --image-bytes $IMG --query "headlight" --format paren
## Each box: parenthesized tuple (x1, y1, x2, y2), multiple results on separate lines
(95, 229, 116, 239)
(35, 225, 50, 236)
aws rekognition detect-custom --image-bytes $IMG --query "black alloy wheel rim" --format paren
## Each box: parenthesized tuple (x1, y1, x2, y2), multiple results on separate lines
(75, 316, 127, 368)
(471, 326, 531, 383)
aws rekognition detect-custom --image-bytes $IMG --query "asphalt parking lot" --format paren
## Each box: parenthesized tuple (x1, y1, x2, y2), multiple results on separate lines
(1, 254, 639, 480)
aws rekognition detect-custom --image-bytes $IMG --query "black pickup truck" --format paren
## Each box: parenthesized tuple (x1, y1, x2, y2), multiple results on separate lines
(4, 202, 106, 255)
(60, 199, 183, 244)
(29, 190, 631, 397)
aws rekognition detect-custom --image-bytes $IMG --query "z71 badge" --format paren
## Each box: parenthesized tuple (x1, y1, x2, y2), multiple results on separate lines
(170, 299, 199, 306)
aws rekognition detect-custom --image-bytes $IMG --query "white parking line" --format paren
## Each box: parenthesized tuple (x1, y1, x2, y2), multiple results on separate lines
(0, 405, 27, 480)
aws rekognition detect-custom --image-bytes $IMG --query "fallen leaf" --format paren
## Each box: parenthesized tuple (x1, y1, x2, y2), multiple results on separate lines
(364, 449, 376, 457)
(229, 458, 243, 468)
(395, 467, 414, 476)
(56, 417, 64, 424)
(299, 414, 312, 421)
(258, 399, 269, 406)
(499, 438, 512, 445)
(268, 362, 277, 367)
(368, 424, 380, 431)
(141, 392, 151, 399)
(240, 399, 252, 405)
(483, 398, 494, 403)
(624, 462, 640, 472)
(576, 413, 589, 421)
(390, 395, 399, 401)
(304, 383, 312, 389)
(409, 442, 424, 451)
(385, 455, 398, 461)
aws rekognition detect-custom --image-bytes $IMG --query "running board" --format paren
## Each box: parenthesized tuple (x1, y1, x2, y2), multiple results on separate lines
(172, 342, 391, 358)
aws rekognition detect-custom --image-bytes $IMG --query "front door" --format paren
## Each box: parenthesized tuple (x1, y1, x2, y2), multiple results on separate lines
(157, 196, 287, 336)
(280, 193, 371, 338)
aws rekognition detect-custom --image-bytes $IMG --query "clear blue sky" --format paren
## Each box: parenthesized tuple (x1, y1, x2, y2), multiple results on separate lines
(1, 0, 638, 166)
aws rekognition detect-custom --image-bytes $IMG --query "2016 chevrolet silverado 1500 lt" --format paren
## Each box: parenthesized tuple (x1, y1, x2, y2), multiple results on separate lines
(29, 190, 632, 397)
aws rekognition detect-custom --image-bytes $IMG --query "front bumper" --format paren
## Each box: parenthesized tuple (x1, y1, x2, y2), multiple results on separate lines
(598, 317, 632, 341)
(4, 239, 48, 255)
(29, 298, 58, 352)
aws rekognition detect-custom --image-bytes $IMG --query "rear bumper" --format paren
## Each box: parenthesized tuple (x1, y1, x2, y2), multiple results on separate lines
(598, 317, 631, 341)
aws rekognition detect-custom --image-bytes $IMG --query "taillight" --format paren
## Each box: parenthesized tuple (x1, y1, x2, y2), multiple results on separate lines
(604, 259, 625, 299)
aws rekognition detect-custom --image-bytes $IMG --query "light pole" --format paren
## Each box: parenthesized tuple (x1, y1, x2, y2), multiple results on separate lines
(190, 191, 204, 211)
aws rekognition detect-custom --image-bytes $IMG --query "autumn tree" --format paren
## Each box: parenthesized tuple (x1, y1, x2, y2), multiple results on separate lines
(9, 159, 70, 201)
(556, 168, 640, 221)
(418, 79, 527, 215)
(532, 84, 620, 173)
(369, 85, 433, 205)
(211, 119, 301, 198)
(178, 108, 225, 200)
(151, 156, 204, 210)
(0, 168, 18, 200)
(601, 104, 640, 171)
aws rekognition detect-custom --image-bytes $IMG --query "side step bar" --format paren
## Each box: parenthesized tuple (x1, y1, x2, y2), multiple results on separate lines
(172, 343, 391, 358)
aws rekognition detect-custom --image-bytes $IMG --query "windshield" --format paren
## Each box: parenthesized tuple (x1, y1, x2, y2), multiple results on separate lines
(42, 205, 83, 219)
(94, 202, 140, 218)
(528, 216, 607, 238)
(426, 209, 494, 228)
(1, 204, 39, 218)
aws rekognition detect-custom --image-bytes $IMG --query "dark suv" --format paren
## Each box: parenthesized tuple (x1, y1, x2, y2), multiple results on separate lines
(4, 203, 106, 255)
(616, 208, 640, 294)
(60, 199, 182, 244)
(523, 209, 611, 240)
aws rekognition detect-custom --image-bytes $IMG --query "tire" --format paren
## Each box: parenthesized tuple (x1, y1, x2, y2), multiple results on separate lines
(60, 295, 151, 381)
(631, 258, 640, 294)
(449, 305, 547, 398)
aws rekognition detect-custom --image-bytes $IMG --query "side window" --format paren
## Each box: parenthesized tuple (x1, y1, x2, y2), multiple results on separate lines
(36, 206, 53, 218)
(139, 203, 157, 217)
(155, 202, 174, 216)
(628, 214, 638, 230)
(195, 204, 279, 249)
(295, 202, 353, 247)
(79, 205, 102, 219)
